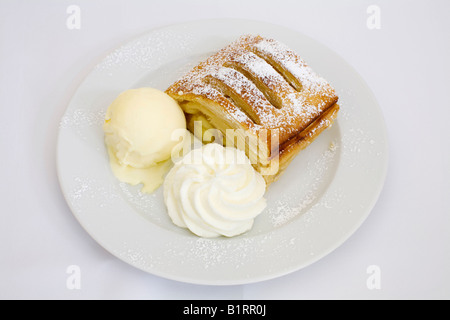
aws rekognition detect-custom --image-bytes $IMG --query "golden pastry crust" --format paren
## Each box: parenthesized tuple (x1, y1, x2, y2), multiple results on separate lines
(166, 35, 339, 184)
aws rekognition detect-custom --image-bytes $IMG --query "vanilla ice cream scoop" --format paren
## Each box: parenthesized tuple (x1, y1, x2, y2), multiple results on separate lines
(104, 87, 186, 168)
(103, 87, 186, 193)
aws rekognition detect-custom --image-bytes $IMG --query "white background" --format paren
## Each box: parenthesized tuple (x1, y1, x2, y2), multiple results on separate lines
(1, 0, 449, 299)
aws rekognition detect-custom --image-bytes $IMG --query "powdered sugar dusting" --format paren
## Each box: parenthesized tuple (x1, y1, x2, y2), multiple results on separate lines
(212, 67, 276, 125)
(59, 108, 105, 129)
(166, 34, 338, 143)
(96, 30, 194, 72)
(254, 38, 333, 95)
(231, 51, 288, 92)
(68, 177, 119, 212)
(118, 182, 165, 223)
(186, 237, 258, 269)
(59, 108, 106, 143)
(268, 140, 339, 227)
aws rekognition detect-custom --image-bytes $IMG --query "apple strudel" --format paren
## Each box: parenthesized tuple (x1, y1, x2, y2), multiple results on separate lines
(166, 35, 339, 185)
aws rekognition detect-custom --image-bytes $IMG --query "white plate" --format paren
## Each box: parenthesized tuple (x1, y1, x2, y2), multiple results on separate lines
(57, 19, 388, 285)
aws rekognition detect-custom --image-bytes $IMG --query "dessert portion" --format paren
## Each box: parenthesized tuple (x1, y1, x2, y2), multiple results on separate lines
(104, 88, 186, 193)
(164, 143, 267, 238)
(166, 35, 339, 185)
(103, 35, 340, 238)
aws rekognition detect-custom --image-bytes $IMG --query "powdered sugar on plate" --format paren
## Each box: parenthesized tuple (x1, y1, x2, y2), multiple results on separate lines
(95, 30, 195, 72)
(267, 138, 340, 227)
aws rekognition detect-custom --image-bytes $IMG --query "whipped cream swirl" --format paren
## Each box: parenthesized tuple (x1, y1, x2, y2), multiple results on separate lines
(163, 143, 267, 238)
